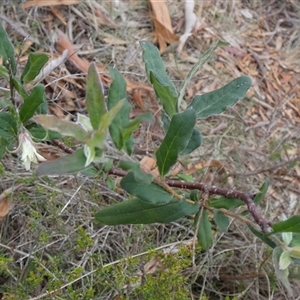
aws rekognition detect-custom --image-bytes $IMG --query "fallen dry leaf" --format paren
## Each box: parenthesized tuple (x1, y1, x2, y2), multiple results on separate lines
(0, 197, 10, 221)
(149, 0, 178, 51)
(23, 0, 79, 9)
(0, 184, 24, 221)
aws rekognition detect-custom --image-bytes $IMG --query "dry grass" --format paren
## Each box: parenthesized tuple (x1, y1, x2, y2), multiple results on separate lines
(1, 0, 300, 299)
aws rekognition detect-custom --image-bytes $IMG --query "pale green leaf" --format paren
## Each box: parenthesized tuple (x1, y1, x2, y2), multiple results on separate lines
(86, 62, 106, 130)
(36, 148, 97, 176)
(33, 115, 87, 142)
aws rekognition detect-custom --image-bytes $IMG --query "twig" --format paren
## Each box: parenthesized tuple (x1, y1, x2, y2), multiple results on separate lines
(109, 167, 271, 233)
(51, 141, 271, 233)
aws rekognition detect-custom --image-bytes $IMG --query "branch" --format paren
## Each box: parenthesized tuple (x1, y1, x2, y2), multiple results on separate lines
(50, 141, 272, 233)
(109, 167, 272, 233)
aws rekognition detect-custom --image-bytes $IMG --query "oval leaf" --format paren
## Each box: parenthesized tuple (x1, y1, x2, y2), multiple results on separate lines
(156, 109, 196, 176)
(95, 197, 199, 225)
(189, 76, 251, 119)
(21, 53, 50, 83)
(213, 210, 229, 232)
(121, 172, 173, 205)
(196, 209, 213, 250)
(19, 84, 46, 123)
(0, 112, 18, 138)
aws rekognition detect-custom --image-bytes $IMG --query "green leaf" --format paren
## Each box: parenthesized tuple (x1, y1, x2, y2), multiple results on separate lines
(0, 22, 16, 74)
(21, 53, 49, 83)
(189, 190, 199, 202)
(189, 76, 251, 119)
(95, 197, 199, 225)
(248, 226, 276, 248)
(19, 84, 46, 123)
(290, 233, 300, 247)
(36, 148, 97, 176)
(213, 210, 229, 232)
(149, 72, 178, 117)
(99, 99, 124, 132)
(271, 215, 300, 234)
(161, 114, 201, 155)
(178, 40, 229, 108)
(180, 128, 202, 155)
(108, 67, 127, 109)
(0, 136, 16, 159)
(208, 196, 244, 210)
(279, 251, 292, 270)
(34, 115, 87, 142)
(254, 178, 270, 205)
(0, 112, 18, 138)
(140, 40, 178, 117)
(118, 160, 153, 185)
(156, 109, 196, 176)
(196, 209, 213, 250)
(86, 62, 106, 130)
(121, 172, 173, 205)
(108, 67, 130, 149)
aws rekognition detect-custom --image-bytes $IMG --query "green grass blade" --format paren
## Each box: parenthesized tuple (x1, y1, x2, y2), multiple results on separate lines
(178, 40, 229, 109)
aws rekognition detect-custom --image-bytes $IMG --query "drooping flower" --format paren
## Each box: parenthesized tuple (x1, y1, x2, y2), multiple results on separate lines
(18, 131, 46, 170)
